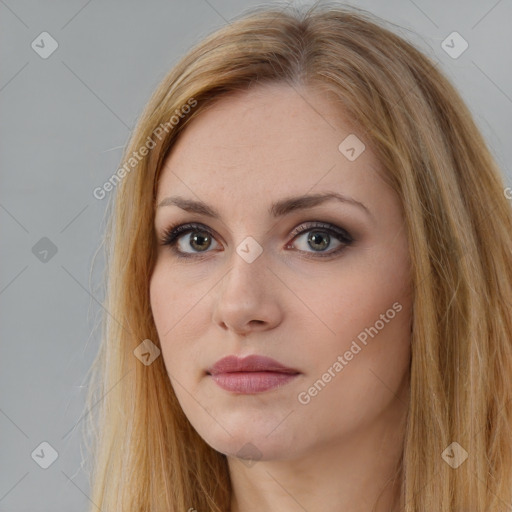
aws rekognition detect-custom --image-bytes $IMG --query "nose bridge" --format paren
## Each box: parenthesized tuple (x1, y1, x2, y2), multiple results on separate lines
(212, 235, 283, 333)
(225, 235, 268, 292)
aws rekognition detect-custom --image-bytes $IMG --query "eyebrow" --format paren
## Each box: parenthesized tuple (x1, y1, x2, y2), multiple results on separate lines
(156, 192, 372, 220)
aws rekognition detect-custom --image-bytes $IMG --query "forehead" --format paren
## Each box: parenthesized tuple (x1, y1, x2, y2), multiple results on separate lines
(156, 83, 382, 204)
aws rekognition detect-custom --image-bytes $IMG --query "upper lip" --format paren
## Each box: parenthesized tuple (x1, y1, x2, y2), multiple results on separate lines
(207, 355, 299, 375)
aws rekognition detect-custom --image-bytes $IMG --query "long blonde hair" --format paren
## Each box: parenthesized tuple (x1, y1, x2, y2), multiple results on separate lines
(84, 2, 512, 510)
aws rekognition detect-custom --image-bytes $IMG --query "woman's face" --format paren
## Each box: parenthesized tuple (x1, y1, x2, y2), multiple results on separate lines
(150, 83, 413, 462)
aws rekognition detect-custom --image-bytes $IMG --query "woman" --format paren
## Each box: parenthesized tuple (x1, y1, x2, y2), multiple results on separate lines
(84, 2, 512, 511)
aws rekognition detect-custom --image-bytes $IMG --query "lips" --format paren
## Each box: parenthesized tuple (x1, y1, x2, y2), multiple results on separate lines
(207, 354, 299, 376)
(206, 355, 300, 393)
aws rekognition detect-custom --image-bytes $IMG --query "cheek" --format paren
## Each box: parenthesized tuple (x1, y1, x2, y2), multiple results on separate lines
(303, 288, 412, 394)
(316, 264, 411, 344)
(149, 264, 189, 365)
(149, 261, 204, 335)
(149, 262, 212, 378)
(294, 275, 411, 438)
(300, 246, 412, 388)
(150, 268, 176, 340)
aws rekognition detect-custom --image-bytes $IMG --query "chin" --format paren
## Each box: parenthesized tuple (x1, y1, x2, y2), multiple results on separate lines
(196, 419, 299, 462)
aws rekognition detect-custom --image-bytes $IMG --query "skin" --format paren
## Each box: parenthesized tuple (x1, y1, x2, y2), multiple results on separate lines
(150, 82, 413, 512)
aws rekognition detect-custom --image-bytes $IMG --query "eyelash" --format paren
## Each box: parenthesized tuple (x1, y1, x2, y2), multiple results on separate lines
(159, 221, 354, 260)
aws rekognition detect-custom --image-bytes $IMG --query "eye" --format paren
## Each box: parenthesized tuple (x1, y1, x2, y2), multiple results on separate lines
(160, 222, 220, 258)
(286, 221, 353, 259)
(159, 221, 354, 260)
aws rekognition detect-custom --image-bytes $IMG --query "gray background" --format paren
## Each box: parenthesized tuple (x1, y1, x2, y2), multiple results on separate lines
(1, 0, 511, 510)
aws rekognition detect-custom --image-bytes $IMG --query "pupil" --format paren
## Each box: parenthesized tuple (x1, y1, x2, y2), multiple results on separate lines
(308, 231, 329, 251)
(190, 232, 211, 251)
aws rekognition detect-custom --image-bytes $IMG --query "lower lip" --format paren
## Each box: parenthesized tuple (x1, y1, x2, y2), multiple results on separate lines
(210, 371, 299, 393)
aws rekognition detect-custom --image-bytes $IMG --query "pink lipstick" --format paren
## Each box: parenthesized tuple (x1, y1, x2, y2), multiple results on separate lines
(207, 355, 300, 393)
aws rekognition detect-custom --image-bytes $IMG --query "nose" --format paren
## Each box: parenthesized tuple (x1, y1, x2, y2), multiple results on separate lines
(211, 247, 284, 336)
